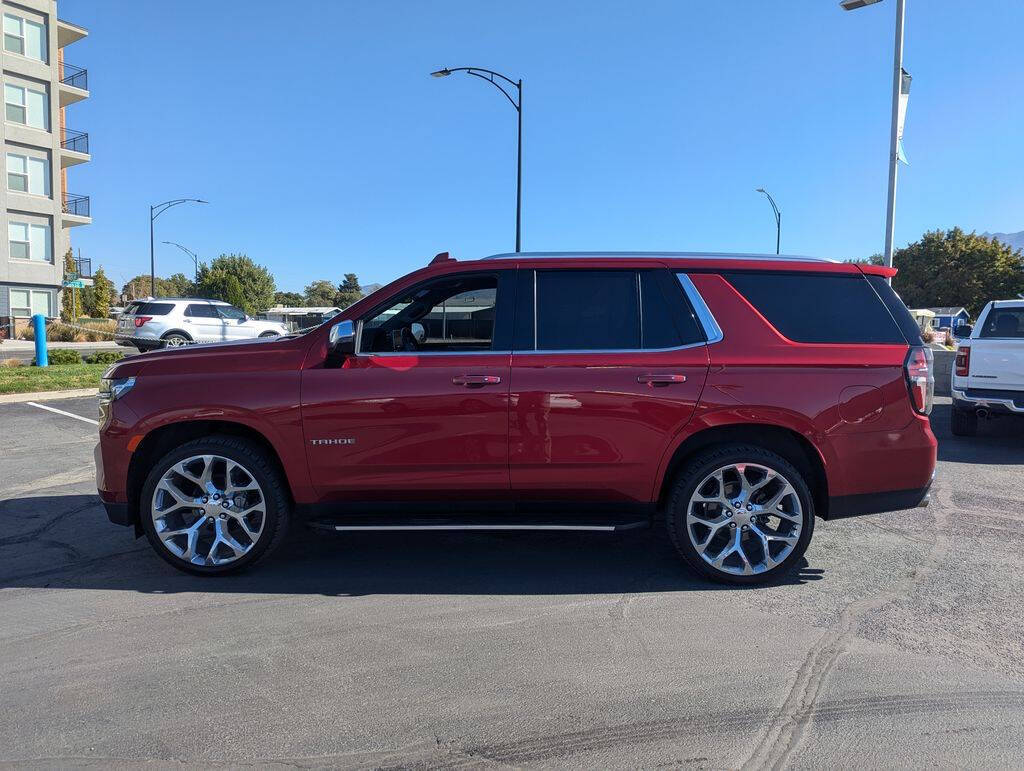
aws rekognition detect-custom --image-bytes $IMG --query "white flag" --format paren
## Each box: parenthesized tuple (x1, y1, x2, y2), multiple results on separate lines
(896, 68, 911, 164)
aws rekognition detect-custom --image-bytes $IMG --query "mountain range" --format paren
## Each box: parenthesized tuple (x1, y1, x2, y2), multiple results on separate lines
(983, 230, 1024, 251)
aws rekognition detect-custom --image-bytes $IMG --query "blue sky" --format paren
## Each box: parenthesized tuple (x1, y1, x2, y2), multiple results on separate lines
(61, 0, 1024, 292)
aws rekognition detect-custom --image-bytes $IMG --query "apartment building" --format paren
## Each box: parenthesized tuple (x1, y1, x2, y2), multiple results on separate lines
(0, 0, 89, 337)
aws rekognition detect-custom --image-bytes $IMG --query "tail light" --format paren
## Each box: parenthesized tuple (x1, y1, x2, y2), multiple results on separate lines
(134, 316, 152, 328)
(904, 345, 934, 416)
(955, 345, 970, 376)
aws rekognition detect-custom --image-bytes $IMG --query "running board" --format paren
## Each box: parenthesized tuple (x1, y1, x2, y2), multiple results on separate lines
(306, 515, 650, 533)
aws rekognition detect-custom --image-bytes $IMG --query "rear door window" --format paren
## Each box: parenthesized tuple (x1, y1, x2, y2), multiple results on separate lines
(535, 270, 639, 350)
(185, 304, 219, 318)
(640, 270, 704, 348)
(723, 272, 906, 344)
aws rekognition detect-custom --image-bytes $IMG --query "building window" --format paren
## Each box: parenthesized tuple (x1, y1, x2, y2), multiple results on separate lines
(8, 220, 51, 261)
(9, 288, 51, 318)
(4, 84, 49, 130)
(6, 153, 49, 195)
(3, 14, 45, 61)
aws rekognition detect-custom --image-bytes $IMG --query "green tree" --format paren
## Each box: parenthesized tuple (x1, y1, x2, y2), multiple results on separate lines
(195, 253, 276, 314)
(892, 228, 1024, 316)
(122, 274, 181, 299)
(91, 266, 114, 318)
(274, 291, 305, 307)
(60, 250, 82, 322)
(336, 273, 362, 308)
(165, 272, 195, 297)
(304, 280, 337, 307)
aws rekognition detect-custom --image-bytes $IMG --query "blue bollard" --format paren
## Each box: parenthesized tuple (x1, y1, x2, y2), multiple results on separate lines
(32, 313, 47, 367)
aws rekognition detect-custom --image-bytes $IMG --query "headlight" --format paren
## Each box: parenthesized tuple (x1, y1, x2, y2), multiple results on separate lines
(98, 376, 136, 425)
(99, 376, 136, 404)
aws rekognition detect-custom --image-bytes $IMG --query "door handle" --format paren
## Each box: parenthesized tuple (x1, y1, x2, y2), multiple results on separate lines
(637, 374, 687, 386)
(452, 375, 502, 386)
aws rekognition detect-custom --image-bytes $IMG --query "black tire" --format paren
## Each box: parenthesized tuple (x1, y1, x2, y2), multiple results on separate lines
(161, 332, 190, 348)
(140, 435, 291, 576)
(665, 444, 815, 585)
(950, 407, 978, 437)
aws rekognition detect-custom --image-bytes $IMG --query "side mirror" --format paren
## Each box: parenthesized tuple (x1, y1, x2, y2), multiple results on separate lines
(329, 320, 356, 356)
(956, 324, 972, 338)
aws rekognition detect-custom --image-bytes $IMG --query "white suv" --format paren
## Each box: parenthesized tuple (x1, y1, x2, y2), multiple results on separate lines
(950, 299, 1024, 435)
(114, 298, 288, 352)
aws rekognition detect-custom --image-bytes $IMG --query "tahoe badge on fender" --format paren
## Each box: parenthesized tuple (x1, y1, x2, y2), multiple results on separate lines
(310, 438, 356, 446)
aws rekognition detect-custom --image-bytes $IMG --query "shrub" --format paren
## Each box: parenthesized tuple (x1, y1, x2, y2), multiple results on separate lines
(18, 320, 114, 343)
(922, 329, 935, 344)
(45, 349, 84, 365)
(85, 351, 125, 365)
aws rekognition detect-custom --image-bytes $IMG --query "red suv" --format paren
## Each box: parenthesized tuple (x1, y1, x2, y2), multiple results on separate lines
(95, 252, 936, 584)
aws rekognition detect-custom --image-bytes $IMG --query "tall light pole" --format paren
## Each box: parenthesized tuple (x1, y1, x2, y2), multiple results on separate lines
(841, 0, 905, 276)
(150, 199, 206, 296)
(162, 240, 199, 287)
(431, 67, 522, 252)
(756, 188, 781, 255)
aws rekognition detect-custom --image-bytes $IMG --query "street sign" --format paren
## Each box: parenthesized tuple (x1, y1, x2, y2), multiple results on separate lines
(63, 279, 85, 288)
(66, 272, 78, 281)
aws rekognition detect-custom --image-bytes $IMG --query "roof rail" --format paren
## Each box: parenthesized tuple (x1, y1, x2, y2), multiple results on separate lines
(480, 251, 836, 263)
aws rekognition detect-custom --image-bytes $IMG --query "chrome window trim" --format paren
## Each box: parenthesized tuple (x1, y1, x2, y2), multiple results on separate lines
(676, 273, 724, 345)
(359, 350, 512, 357)
(514, 340, 708, 355)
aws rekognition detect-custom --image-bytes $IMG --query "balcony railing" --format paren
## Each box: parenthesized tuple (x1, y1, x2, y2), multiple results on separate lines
(63, 192, 90, 218)
(74, 256, 92, 278)
(59, 63, 88, 91)
(61, 129, 89, 154)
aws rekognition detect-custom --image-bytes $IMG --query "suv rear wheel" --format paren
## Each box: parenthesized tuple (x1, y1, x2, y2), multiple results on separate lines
(666, 444, 815, 584)
(161, 332, 190, 348)
(140, 436, 291, 575)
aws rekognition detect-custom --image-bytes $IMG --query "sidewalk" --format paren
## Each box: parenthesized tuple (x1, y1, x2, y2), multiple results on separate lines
(0, 340, 122, 351)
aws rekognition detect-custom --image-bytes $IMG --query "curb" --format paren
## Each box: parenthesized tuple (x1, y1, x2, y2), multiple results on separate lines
(0, 387, 99, 404)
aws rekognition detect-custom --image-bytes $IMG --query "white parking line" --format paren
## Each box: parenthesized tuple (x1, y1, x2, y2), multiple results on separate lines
(26, 401, 99, 426)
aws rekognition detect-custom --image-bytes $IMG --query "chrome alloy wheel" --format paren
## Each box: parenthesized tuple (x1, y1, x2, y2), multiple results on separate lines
(151, 454, 266, 566)
(685, 462, 803, 576)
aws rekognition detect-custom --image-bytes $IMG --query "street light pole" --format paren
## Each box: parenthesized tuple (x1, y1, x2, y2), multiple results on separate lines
(431, 67, 523, 252)
(162, 240, 199, 287)
(841, 0, 906, 276)
(150, 198, 207, 296)
(756, 188, 781, 255)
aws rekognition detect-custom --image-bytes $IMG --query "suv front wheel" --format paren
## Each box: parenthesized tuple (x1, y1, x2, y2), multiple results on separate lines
(140, 436, 291, 575)
(666, 444, 815, 584)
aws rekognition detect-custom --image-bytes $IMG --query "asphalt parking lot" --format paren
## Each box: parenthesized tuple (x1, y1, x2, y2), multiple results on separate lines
(1, 395, 1023, 768)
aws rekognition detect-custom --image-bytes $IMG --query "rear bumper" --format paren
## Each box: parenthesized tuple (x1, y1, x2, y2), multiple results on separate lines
(952, 388, 1024, 415)
(826, 473, 933, 520)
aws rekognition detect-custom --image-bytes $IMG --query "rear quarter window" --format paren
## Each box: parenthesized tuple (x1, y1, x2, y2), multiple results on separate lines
(723, 272, 907, 344)
(139, 302, 174, 316)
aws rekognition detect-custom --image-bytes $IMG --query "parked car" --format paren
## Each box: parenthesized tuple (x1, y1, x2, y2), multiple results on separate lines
(950, 299, 1024, 436)
(96, 252, 936, 584)
(113, 298, 287, 352)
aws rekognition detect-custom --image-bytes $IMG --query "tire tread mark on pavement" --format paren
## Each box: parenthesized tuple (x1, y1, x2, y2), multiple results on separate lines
(372, 692, 1024, 768)
(739, 482, 954, 770)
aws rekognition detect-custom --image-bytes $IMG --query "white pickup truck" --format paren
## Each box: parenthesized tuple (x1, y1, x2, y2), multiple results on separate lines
(950, 299, 1024, 436)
